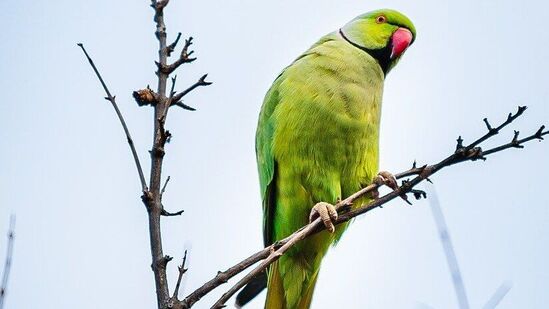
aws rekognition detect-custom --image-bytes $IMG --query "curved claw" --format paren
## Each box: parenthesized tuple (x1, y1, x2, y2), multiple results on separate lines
(374, 170, 411, 204)
(375, 171, 398, 190)
(309, 202, 338, 233)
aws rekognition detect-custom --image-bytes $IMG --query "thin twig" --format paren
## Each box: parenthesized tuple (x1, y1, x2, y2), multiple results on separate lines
(160, 37, 196, 74)
(171, 74, 212, 109)
(167, 76, 194, 110)
(179, 107, 546, 308)
(172, 250, 189, 299)
(161, 176, 171, 197)
(169, 76, 178, 100)
(167, 32, 182, 57)
(467, 106, 527, 149)
(483, 125, 547, 156)
(77, 43, 148, 192)
(161, 208, 184, 217)
(0, 215, 15, 309)
(173, 102, 197, 111)
(159, 175, 183, 217)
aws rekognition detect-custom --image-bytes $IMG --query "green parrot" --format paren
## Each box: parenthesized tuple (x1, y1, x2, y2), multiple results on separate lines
(236, 9, 416, 309)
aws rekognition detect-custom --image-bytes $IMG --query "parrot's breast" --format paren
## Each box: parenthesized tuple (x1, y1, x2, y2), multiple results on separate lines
(273, 34, 384, 198)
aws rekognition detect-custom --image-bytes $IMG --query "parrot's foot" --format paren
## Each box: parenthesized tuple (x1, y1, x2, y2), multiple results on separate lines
(372, 171, 399, 199)
(309, 202, 338, 233)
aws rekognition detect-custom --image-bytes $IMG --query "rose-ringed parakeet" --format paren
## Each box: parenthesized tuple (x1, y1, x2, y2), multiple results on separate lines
(236, 9, 416, 309)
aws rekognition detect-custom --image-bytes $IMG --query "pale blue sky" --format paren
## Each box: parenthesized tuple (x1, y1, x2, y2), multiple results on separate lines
(0, 1, 548, 308)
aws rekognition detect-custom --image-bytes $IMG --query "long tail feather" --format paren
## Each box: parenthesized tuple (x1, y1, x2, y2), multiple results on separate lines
(265, 260, 320, 309)
(265, 262, 286, 309)
(297, 271, 319, 309)
(235, 271, 267, 307)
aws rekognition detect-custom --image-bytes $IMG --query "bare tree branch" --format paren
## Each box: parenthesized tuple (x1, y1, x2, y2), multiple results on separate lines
(179, 107, 546, 308)
(146, 1, 175, 306)
(82, 0, 211, 306)
(77, 43, 148, 192)
(0, 215, 15, 309)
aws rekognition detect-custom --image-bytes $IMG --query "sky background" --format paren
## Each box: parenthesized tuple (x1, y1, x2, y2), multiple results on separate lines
(0, 0, 548, 308)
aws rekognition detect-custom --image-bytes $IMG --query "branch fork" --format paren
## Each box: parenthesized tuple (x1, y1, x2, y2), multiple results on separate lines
(171, 74, 212, 111)
(159, 36, 197, 74)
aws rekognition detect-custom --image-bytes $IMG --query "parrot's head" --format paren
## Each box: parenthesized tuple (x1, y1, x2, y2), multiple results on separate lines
(340, 9, 416, 75)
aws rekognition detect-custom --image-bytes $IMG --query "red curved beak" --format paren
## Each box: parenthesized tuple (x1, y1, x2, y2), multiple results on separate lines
(390, 28, 413, 59)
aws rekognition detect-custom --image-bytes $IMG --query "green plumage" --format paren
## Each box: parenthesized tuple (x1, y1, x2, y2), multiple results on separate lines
(254, 9, 416, 309)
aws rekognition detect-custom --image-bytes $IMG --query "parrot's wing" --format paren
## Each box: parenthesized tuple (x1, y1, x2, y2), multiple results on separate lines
(234, 77, 282, 308)
(256, 77, 282, 247)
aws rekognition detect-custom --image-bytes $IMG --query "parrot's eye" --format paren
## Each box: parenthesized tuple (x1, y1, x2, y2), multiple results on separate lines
(375, 15, 387, 24)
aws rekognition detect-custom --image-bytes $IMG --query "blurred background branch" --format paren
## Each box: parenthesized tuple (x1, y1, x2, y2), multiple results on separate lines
(429, 188, 470, 309)
(483, 282, 512, 309)
(0, 215, 15, 309)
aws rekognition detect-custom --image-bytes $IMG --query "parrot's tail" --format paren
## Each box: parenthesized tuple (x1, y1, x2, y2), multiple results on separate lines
(265, 259, 320, 309)
(235, 271, 267, 307)
(265, 262, 285, 309)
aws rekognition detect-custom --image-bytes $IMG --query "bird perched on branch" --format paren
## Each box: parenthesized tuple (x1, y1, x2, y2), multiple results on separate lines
(237, 9, 416, 309)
